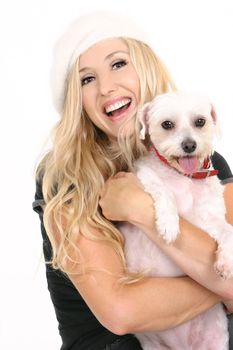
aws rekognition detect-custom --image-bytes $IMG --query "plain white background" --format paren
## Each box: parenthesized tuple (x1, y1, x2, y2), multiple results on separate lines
(0, 0, 232, 348)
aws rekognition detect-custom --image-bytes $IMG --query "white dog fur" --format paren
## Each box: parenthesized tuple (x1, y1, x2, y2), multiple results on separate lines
(119, 91, 233, 349)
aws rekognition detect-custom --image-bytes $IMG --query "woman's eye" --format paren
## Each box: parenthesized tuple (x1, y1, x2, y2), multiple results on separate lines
(161, 120, 174, 130)
(195, 118, 206, 127)
(81, 76, 95, 86)
(112, 60, 127, 70)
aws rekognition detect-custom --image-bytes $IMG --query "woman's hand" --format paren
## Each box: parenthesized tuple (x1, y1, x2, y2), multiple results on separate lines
(99, 172, 155, 228)
(223, 299, 233, 315)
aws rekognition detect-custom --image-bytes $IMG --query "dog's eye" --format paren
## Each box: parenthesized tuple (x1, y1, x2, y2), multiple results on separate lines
(161, 121, 174, 130)
(195, 118, 206, 127)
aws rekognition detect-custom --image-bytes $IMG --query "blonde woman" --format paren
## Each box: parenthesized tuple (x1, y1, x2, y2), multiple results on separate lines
(33, 12, 233, 350)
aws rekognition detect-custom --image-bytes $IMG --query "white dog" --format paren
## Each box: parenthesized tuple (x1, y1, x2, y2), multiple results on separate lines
(119, 91, 233, 350)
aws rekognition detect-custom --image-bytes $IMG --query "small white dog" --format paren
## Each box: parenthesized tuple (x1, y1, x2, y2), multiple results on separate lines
(119, 91, 233, 350)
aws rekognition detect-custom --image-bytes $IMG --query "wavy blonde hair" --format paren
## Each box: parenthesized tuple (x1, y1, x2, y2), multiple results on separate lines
(37, 38, 176, 280)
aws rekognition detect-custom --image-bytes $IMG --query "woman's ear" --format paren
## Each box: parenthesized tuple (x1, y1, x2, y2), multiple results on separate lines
(138, 102, 150, 140)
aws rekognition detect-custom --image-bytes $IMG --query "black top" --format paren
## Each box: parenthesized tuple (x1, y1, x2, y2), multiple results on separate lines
(32, 151, 233, 350)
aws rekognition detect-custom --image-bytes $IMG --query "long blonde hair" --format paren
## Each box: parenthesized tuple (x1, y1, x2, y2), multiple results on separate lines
(37, 38, 176, 279)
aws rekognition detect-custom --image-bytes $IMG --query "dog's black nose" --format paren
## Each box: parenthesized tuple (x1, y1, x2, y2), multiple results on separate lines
(181, 139, 197, 153)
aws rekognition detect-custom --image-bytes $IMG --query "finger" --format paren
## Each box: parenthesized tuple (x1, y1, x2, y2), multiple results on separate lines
(99, 186, 106, 199)
(113, 171, 128, 179)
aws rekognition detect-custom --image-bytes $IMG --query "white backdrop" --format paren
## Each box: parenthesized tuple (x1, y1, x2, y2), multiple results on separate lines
(0, 0, 233, 349)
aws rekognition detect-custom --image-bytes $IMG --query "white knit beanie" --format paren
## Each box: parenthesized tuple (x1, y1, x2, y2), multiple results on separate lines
(50, 11, 152, 114)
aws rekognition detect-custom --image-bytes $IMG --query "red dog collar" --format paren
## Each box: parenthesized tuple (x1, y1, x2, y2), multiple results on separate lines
(150, 145, 219, 179)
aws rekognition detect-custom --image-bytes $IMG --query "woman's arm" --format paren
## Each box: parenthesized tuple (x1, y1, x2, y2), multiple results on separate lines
(222, 182, 233, 312)
(224, 183, 233, 226)
(99, 173, 233, 300)
(67, 226, 220, 335)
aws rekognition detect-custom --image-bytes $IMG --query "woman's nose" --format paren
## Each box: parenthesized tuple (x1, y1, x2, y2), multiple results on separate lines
(98, 75, 117, 95)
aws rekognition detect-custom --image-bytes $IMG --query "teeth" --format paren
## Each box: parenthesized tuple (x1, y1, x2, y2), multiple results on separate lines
(105, 98, 131, 114)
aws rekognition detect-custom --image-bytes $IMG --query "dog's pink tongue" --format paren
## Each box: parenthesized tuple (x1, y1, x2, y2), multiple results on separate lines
(178, 156, 199, 174)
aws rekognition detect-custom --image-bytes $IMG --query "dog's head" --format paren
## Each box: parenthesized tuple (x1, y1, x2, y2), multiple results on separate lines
(139, 91, 220, 175)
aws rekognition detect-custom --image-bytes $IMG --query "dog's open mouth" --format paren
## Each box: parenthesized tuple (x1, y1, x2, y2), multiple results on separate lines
(176, 156, 199, 175)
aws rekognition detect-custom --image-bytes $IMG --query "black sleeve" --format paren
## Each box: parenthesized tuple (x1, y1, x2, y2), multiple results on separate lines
(32, 178, 45, 214)
(211, 151, 233, 185)
(211, 153, 233, 349)
(229, 314, 233, 350)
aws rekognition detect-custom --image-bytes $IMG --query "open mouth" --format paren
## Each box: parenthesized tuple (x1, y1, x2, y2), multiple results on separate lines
(175, 155, 199, 174)
(104, 98, 132, 118)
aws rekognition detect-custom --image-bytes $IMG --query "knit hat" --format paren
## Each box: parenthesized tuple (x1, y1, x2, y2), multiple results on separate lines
(50, 11, 151, 114)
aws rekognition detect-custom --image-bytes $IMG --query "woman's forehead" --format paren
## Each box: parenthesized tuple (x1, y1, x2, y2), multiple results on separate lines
(79, 38, 129, 69)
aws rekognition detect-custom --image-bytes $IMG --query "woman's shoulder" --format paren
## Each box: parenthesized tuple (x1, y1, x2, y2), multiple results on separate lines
(32, 174, 45, 215)
(211, 151, 233, 184)
(32, 154, 49, 213)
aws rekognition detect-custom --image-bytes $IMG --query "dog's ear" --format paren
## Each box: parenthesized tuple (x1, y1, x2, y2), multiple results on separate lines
(138, 102, 150, 139)
(211, 104, 221, 138)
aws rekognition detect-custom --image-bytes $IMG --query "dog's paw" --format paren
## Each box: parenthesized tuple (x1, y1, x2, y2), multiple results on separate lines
(155, 193, 180, 244)
(156, 215, 180, 244)
(214, 240, 233, 279)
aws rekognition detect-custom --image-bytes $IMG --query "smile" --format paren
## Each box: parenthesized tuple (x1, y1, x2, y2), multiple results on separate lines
(104, 98, 132, 117)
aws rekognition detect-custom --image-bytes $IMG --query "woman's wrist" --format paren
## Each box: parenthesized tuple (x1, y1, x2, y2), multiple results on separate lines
(129, 190, 155, 231)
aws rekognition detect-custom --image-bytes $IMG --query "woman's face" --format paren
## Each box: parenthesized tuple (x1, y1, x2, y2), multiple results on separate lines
(79, 38, 140, 139)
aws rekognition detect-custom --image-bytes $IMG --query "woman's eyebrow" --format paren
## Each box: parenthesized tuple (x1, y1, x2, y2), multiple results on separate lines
(79, 50, 129, 73)
(105, 50, 129, 60)
(79, 66, 91, 73)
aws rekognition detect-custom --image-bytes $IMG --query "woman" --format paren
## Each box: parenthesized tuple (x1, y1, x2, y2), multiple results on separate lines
(33, 12, 233, 350)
